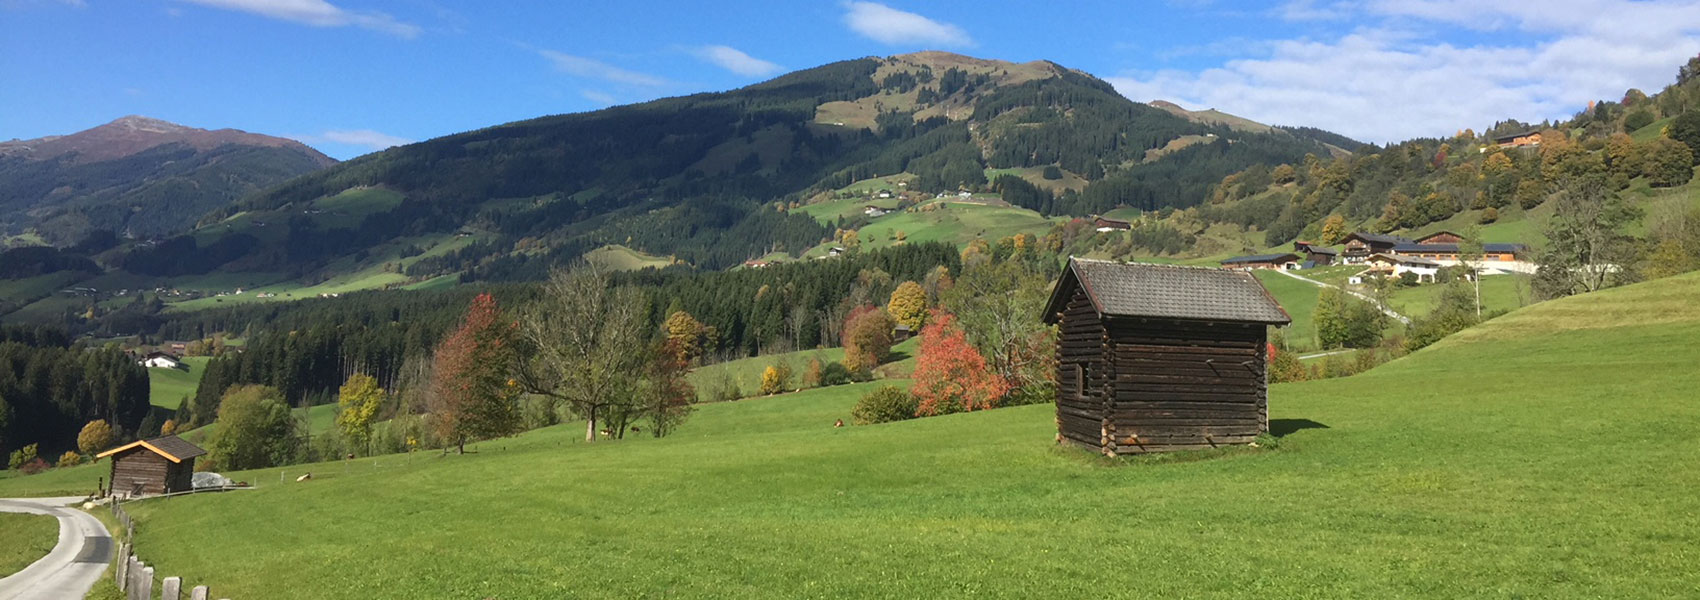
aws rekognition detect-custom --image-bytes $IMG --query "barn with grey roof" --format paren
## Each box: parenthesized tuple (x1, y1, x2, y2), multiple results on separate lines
(1043, 258, 1291, 455)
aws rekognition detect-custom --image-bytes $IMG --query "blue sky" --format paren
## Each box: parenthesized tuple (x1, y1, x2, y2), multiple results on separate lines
(5, 0, 1699, 160)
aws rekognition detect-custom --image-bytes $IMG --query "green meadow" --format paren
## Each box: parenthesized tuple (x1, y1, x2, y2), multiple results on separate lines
(5, 272, 1697, 597)
(146, 357, 211, 410)
(583, 244, 674, 271)
(685, 337, 920, 400)
(0, 512, 57, 577)
(808, 199, 1061, 257)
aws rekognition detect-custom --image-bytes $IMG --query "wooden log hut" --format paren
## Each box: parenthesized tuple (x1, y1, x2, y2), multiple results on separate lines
(1042, 258, 1292, 455)
(96, 435, 207, 497)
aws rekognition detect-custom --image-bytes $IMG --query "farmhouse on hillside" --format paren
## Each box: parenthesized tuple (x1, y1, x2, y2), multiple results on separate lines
(1493, 129, 1543, 149)
(1093, 217, 1132, 232)
(97, 435, 207, 497)
(1293, 241, 1338, 266)
(1365, 252, 1441, 282)
(1414, 230, 1465, 245)
(1341, 232, 1414, 264)
(1220, 253, 1301, 271)
(1042, 258, 1291, 455)
(1392, 242, 1532, 273)
(137, 351, 182, 369)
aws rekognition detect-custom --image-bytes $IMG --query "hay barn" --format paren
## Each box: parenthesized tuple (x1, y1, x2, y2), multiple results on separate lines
(1042, 258, 1291, 455)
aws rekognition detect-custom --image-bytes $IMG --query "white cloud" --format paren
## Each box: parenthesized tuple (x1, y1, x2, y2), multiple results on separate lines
(316, 129, 412, 151)
(580, 90, 617, 106)
(538, 50, 669, 87)
(693, 45, 782, 78)
(1111, 1, 1700, 144)
(1275, 0, 1358, 21)
(842, 1, 974, 47)
(176, 0, 420, 38)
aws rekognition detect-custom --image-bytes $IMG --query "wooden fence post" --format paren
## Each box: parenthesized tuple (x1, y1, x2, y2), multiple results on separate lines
(137, 566, 154, 600)
(115, 547, 129, 592)
(189, 585, 209, 600)
(126, 558, 143, 599)
(161, 576, 181, 600)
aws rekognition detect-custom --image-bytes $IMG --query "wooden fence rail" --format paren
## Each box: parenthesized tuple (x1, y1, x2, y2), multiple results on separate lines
(110, 500, 231, 600)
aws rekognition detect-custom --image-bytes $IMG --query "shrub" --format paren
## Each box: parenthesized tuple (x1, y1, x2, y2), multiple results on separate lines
(851, 386, 919, 425)
(56, 451, 82, 468)
(701, 372, 742, 403)
(18, 457, 48, 475)
(759, 361, 793, 395)
(819, 362, 853, 386)
(8, 443, 38, 470)
(801, 358, 823, 388)
(1624, 110, 1655, 132)
(1042, 165, 1063, 180)
(1268, 346, 1308, 383)
(1479, 207, 1499, 224)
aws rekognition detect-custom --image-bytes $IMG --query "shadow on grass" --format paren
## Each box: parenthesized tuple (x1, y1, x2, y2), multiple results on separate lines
(1269, 418, 1329, 437)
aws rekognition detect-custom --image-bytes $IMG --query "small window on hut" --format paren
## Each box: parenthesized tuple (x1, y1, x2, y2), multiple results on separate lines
(1075, 363, 1087, 398)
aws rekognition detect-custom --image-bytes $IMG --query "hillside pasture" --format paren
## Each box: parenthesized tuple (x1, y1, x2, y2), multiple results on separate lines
(38, 272, 1699, 598)
(686, 337, 919, 400)
(583, 244, 673, 271)
(813, 199, 1060, 256)
(1254, 269, 1321, 350)
(146, 356, 211, 410)
(1385, 274, 1530, 319)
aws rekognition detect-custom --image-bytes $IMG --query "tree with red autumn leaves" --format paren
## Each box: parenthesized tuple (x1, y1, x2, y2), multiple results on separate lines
(910, 309, 1008, 416)
(430, 293, 522, 453)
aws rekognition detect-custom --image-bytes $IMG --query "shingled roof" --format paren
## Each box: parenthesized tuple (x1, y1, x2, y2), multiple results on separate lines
(96, 435, 207, 463)
(1344, 232, 1414, 246)
(1043, 258, 1291, 325)
(1220, 253, 1299, 265)
(1392, 242, 1529, 254)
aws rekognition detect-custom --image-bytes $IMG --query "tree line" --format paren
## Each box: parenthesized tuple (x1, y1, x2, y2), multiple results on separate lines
(0, 325, 151, 464)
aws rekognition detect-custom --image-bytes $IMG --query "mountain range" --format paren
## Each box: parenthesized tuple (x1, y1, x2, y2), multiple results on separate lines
(0, 116, 334, 244)
(90, 52, 1338, 281)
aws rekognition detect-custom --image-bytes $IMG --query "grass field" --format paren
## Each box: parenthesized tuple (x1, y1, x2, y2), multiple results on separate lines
(795, 194, 904, 225)
(1254, 270, 1322, 350)
(146, 357, 211, 410)
(810, 200, 1061, 257)
(583, 244, 673, 271)
(0, 512, 57, 577)
(686, 337, 919, 400)
(1385, 274, 1530, 319)
(7, 272, 1697, 597)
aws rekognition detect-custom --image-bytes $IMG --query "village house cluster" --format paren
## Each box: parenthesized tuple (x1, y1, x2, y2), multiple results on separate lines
(1221, 230, 1531, 285)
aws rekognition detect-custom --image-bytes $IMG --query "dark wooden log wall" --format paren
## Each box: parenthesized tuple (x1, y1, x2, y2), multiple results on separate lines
(111, 449, 172, 495)
(166, 459, 194, 494)
(1054, 287, 1111, 450)
(1105, 318, 1267, 453)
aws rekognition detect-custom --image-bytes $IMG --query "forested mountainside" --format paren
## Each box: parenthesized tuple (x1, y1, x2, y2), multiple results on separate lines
(112, 52, 1333, 279)
(0, 116, 335, 244)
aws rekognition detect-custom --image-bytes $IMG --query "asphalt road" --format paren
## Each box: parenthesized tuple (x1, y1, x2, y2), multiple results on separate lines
(0, 497, 110, 600)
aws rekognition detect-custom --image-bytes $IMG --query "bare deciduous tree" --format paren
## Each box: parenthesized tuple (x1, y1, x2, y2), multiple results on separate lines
(516, 264, 651, 442)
